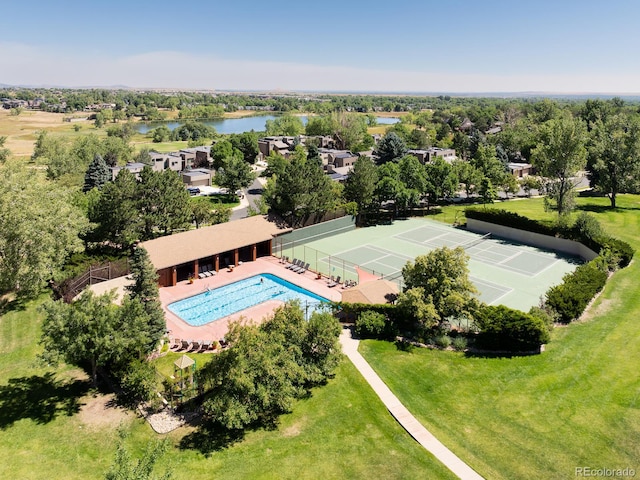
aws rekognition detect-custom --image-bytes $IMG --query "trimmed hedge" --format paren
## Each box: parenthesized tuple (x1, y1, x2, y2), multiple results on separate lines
(546, 262, 608, 323)
(474, 305, 551, 351)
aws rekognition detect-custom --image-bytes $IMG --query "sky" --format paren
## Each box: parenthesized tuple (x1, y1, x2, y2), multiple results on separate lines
(2, 0, 640, 93)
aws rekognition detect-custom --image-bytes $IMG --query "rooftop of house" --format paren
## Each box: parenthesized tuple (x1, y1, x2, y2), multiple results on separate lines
(140, 216, 291, 270)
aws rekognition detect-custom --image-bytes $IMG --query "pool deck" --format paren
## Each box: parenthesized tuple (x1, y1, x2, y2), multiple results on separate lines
(159, 257, 344, 345)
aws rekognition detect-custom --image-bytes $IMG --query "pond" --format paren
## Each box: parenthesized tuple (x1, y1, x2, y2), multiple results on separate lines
(135, 115, 399, 135)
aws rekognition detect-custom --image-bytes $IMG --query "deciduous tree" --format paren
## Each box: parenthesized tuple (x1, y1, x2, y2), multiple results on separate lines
(532, 114, 587, 215)
(0, 161, 88, 297)
(344, 156, 378, 214)
(400, 246, 478, 328)
(588, 113, 640, 208)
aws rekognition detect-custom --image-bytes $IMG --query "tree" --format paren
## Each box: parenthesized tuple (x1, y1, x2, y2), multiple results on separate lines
(126, 246, 166, 351)
(265, 114, 304, 136)
(424, 157, 458, 208)
(498, 173, 520, 199)
(471, 144, 505, 185)
(105, 428, 171, 480)
(90, 169, 141, 249)
(0, 160, 89, 297)
(40, 291, 148, 386)
(343, 156, 378, 214)
(532, 114, 587, 215)
(83, 153, 110, 192)
(101, 136, 133, 167)
(191, 201, 213, 229)
(153, 170, 192, 235)
(211, 140, 238, 170)
(453, 160, 482, 198)
(0, 136, 10, 163)
(214, 154, 255, 196)
(520, 176, 541, 197)
(400, 246, 478, 328)
(152, 125, 171, 143)
(588, 114, 640, 208)
(330, 112, 371, 151)
(199, 321, 305, 430)
(229, 131, 259, 164)
(477, 177, 497, 206)
(264, 147, 334, 227)
(375, 132, 407, 164)
(198, 302, 340, 430)
(171, 121, 215, 142)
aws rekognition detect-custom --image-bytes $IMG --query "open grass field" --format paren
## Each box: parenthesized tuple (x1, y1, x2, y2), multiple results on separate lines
(0, 109, 95, 158)
(0, 295, 454, 479)
(360, 194, 640, 479)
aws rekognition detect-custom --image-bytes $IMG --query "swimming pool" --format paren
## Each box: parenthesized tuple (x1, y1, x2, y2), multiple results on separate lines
(167, 273, 329, 326)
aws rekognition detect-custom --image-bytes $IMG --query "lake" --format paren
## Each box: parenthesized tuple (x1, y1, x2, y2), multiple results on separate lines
(135, 115, 399, 135)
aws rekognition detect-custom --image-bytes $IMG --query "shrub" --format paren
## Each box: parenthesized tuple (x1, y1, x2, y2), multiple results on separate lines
(546, 262, 608, 323)
(355, 310, 387, 338)
(434, 335, 452, 348)
(452, 336, 468, 351)
(474, 305, 551, 351)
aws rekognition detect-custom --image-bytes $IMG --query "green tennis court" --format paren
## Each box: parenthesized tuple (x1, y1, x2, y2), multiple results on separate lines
(273, 218, 581, 311)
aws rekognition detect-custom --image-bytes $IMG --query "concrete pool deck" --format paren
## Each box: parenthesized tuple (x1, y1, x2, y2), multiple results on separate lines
(159, 257, 343, 344)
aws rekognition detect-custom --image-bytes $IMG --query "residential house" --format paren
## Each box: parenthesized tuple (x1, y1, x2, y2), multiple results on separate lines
(508, 163, 534, 178)
(110, 162, 147, 180)
(182, 168, 213, 187)
(407, 148, 457, 164)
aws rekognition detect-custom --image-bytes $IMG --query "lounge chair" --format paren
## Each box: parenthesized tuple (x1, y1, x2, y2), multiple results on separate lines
(328, 276, 341, 288)
(169, 338, 181, 350)
(297, 262, 309, 274)
(286, 258, 297, 269)
(202, 340, 212, 351)
(191, 340, 201, 351)
(198, 272, 205, 279)
(180, 339, 191, 351)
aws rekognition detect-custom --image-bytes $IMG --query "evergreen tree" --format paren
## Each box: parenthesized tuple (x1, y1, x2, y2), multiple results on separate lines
(375, 132, 407, 164)
(126, 246, 165, 350)
(83, 153, 110, 192)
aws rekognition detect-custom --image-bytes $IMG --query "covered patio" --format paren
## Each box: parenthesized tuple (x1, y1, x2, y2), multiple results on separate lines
(141, 216, 291, 287)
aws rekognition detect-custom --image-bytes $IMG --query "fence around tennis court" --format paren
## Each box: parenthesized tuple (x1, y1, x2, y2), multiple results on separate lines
(271, 216, 404, 287)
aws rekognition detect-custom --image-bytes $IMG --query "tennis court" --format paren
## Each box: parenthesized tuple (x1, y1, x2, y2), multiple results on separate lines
(273, 218, 582, 311)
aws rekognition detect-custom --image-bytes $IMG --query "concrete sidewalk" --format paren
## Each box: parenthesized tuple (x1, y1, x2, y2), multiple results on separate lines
(339, 327, 484, 480)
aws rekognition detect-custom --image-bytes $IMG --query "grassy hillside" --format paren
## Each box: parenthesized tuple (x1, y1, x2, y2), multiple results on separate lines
(0, 296, 453, 480)
(360, 194, 640, 479)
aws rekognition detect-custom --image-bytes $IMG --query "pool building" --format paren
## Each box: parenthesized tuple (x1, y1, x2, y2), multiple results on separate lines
(141, 215, 291, 287)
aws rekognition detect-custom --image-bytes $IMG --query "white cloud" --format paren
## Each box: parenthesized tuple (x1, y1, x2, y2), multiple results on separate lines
(2, 42, 640, 93)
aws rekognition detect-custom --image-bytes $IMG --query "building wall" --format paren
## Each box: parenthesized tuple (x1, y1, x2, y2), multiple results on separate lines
(466, 218, 598, 261)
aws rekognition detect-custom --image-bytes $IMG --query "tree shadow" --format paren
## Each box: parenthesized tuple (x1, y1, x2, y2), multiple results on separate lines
(577, 204, 640, 214)
(178, 419, 246, 456)
(0, 296, 29, 316)
(0, 372, 90, 429)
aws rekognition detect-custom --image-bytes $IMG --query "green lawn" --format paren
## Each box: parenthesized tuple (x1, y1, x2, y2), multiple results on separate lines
(360, 194, 640, 479)
(0, 296, 453, 479)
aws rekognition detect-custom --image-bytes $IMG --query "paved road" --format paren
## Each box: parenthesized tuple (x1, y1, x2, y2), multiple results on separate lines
(339, 327, 485, 480)
(230, 176, 265, 221)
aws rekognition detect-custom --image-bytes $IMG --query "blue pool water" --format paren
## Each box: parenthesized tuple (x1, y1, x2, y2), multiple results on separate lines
(168, 273, 329, 326)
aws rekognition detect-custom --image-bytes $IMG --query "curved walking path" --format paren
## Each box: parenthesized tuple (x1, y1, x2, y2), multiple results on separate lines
(339, 327, 484, 480)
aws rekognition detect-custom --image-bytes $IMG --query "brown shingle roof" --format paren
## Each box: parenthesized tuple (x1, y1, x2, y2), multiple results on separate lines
(141, 216, 291, 270)
(341, 279, 399, 305)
